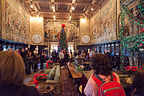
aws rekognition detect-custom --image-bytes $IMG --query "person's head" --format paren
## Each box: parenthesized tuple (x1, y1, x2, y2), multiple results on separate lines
(21, 48, 24, 52)
(52, 49, 55, 52)
(25, 47, 28, 50)
(0, 50, 26, 84)
(104, 49, 107, 53)
(8, 48, 12, 51)
(76, 49, 79, 53)
(82, 50, 84, 53)
(132, 70, 144, 96)
(15, 49, 18, 53)
(61, 50, 63, 53)
(29, 52, 32, 56)
(94, 48, 97, 51)
(34, 51, 37, 54)
(91, 54, 112, 76)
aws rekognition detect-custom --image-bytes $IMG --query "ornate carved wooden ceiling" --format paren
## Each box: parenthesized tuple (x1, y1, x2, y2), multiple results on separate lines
(21, 0, 108, 19)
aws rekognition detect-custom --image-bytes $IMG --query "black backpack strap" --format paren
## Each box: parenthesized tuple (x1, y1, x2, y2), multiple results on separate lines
(111, 73, 113, 81)
(95, 73, 115, 83)
(94, 74, 105, 83)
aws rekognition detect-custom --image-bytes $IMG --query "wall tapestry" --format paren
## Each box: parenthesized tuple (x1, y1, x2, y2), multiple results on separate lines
(44, 19, 79, 42)
(90, 0, 117, 44)
(1, 0, 30, 43)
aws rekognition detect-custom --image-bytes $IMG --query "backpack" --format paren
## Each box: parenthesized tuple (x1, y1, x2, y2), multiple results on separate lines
(92, 73, 126, 96)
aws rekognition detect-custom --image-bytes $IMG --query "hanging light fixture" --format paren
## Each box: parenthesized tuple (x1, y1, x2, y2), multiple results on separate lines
(91, 8, 94, 11)
(30, 5, 34, 8)
(71, 4, 75, 10)
(30, 1, 34, 8)
(36, 12, 39, 17)
(52, 5, 55, 9)
(53, 15, 56, 20)
(53, 15, 56, 18)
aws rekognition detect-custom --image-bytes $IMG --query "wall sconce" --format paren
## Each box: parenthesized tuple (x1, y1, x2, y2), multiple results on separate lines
(91, 8, 94, 11)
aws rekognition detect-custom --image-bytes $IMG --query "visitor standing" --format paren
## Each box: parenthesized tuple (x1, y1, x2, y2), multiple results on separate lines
(59, 50, 64, 67)
(84, 54, 124, 96)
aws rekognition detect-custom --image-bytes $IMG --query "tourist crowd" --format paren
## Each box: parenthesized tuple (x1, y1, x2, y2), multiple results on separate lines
(0, 49, 144, 96)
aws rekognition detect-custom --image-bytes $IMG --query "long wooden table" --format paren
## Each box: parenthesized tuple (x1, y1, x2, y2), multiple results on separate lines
(67, 63, 82, 94)
(67, 63, 82, 79)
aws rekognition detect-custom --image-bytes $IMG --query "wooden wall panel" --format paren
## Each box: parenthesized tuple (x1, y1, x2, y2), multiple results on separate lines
(0, 0, 2, 38)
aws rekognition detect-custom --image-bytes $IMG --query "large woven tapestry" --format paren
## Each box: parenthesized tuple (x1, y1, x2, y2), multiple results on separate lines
(44, 19, 79, 42)
(90, 0, 117, 44)
(1, 0, 30, 43)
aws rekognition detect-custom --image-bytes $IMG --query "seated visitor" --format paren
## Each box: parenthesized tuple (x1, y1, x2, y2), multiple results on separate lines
(0, 50, 39, 96)
(84, 54, 125, 96)
(132, 70, 144, 96)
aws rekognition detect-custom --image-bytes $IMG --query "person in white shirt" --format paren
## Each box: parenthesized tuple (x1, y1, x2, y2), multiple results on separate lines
(59, 50, 64, 67)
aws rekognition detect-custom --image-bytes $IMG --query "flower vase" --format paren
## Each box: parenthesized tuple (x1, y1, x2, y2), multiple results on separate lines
(38, 81, 46, 89)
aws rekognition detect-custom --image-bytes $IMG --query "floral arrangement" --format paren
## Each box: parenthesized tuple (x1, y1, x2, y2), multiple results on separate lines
(46, 60, 54, 68)
(33, 73, 48, 87)
(124, 66, 142, 75)
(71, 62, 84, 72)
(75, 65, 84, 72)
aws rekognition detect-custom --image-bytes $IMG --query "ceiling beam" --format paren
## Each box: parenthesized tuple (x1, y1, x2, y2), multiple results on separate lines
(39, 14, 83, 19)
(51, 0, 55, 13)
(85, 0, 96, 14)
(32, 11, 84, 15)
(24, 2, 32, 12)
(25, 0, 91, 6)
(69, 0, 76, 14)
(36, 3, 41, 11)
(16, 0, 30, 13)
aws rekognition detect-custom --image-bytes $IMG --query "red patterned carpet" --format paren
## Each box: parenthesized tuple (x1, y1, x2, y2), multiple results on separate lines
(61, 65, 80, 96)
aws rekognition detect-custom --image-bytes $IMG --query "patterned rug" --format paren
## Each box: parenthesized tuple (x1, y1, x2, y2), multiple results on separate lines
(61, 65, 80, 96)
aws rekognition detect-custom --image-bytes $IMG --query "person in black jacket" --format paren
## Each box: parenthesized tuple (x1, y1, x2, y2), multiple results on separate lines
(64, 52, 69, 65)
(40, 51, 46, 69)
(51, 49, 58, 63)
(0, 50, 39, 96)
(25, 52, 33, 74)
(33, 51, 39, 72)
(132, 70, 144, 96)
